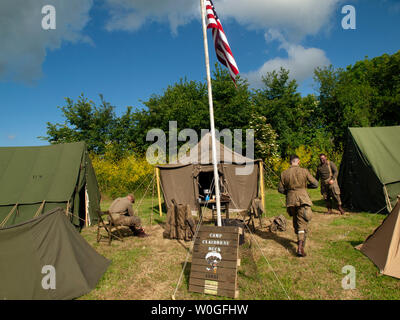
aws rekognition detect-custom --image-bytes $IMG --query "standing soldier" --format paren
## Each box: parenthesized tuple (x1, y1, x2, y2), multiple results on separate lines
(108, 194, 149, 238)
(315, 154, 345, 215)
(278, 155, 318, 257)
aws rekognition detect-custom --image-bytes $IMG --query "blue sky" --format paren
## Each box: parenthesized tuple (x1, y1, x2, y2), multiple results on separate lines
(0, 0, 399, 147)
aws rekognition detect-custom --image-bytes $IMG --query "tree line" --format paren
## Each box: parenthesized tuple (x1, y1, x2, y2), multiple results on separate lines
(42, 50, 400, 163)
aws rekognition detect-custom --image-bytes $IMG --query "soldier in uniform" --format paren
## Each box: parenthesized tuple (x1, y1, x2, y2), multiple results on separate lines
(315, 154, 345, 215)
(108, 194, 149, 238)
(278, 155, 318, 257)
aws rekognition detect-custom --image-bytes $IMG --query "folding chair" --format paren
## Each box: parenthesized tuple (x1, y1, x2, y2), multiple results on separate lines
(96, 210, 124, 245)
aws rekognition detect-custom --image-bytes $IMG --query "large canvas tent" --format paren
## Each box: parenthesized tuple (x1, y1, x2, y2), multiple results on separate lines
(157, 133, 262, 215)
(0, 142, 101, 228)
(356, 196, 400, 279)
(338, 126, 400, 213)
(0, 207, 110, 299)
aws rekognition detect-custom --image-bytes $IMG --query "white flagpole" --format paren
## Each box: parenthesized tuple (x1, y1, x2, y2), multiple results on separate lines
(200, 0, 222, 227)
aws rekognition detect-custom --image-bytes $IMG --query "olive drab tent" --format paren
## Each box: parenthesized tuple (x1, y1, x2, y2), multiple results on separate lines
(156, 133, 263, 215)
(0, 207, 110, 299)
(0, 142, 101, 228)
(356, 196, 400, 279)
(338, 126, 400, 213)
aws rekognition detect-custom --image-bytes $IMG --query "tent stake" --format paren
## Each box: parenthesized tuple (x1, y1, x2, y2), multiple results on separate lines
(34, 200, 46, 218)
(0, 203, 18, 228)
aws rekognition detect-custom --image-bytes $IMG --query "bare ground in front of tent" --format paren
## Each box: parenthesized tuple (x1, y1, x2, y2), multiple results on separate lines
(80, 189, 400, 300)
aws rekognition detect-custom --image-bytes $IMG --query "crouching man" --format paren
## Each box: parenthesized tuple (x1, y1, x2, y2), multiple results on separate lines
(108, 194, 149, 238)
(278, 155, 318, 257)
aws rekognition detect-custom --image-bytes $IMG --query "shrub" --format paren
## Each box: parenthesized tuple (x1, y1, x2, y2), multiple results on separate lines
(265, 145, 343, 187)
(91, 152, 153, 198)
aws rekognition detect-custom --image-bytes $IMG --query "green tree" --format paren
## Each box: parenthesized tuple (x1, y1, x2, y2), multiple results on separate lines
(253, 68, 323, 156)
(249, 113, 279, 163)
(314, 51, 400, 148)
(42, 94, 116, 154)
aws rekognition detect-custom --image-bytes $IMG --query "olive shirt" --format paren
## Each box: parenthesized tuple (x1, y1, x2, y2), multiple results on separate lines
(315, 160, 338, 183)
(315, 160, 341, 195)
(109, 197, 135, 215)
(278, 165, 319, 207)
(108, 197, 141, 227)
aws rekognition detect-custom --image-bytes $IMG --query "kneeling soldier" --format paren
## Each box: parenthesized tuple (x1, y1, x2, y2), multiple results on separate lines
(278, 155, 318, 257)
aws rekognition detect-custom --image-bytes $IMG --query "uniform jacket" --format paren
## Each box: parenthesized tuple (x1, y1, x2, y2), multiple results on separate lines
(278, 165, 318, 207)
(316, 160, 341, 194)
(108, 197, 135, 220)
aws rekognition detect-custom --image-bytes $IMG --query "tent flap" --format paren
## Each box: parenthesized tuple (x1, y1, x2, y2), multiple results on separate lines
(358, 197, 400, 279)
(0, 142, 101, 228)
(0, 207, 110, 299)
(339, 126, 400, 213)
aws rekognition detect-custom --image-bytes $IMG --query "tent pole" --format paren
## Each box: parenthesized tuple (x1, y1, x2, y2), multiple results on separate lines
(259, 161, 265, 212)
(85, 185, 89, 227)
(383, 185, 393, 212)
(65, 200, 70, 216)
(200, 0, 222, 227)
(156, 168, 163, 216)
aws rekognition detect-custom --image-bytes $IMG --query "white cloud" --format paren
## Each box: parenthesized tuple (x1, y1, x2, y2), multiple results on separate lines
(244, 30, 330, 88)
(104, 0, 343, 41)
(217, 0, 343, 42)
(104, 0, 199, 34)
(103, 0, 338, 86)
(0, 0, 93, 83)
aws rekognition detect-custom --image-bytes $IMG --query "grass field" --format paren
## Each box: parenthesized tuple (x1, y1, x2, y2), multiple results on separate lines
(80, 189, 400, 300)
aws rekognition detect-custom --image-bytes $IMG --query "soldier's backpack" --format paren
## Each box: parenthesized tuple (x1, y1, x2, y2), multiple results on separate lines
(163, 199, 196, 241)
(269, 215, 287, 232)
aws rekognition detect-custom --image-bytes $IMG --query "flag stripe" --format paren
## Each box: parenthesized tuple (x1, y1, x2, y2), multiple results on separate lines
(205, 0, 239, 84)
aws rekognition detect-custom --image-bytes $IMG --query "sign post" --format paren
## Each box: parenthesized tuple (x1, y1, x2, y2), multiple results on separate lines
(189, 225, 241, 298)
(188, 0, 241, 299)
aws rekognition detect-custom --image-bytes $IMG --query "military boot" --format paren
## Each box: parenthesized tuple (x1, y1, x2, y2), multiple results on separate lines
(338, 205, 345, 215)
(135, 227, 150, 238)
(297, 240, 306, 257)
(325, 200, 333, 215)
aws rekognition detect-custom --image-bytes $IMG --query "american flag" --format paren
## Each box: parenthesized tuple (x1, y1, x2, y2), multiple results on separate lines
(205, 0, 239, 84)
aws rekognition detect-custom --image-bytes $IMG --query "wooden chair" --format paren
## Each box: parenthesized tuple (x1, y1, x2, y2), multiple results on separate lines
(96, 210, 124, 245)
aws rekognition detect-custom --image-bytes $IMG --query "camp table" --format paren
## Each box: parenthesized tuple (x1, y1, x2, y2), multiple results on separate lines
(198, 198, 230, 221)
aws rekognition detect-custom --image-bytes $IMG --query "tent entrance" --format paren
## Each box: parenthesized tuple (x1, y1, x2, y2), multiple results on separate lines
(197, 170, 226, 200)
(198, 171, 215, 199)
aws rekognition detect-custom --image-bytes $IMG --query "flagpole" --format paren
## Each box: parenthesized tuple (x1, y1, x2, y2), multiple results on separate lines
(200, 0, 222, 227)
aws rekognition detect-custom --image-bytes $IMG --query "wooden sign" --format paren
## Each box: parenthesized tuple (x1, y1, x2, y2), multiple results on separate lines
(189, 225, 240, 299)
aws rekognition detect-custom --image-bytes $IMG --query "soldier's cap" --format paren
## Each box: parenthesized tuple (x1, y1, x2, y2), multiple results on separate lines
(290, 154, 299, 162)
